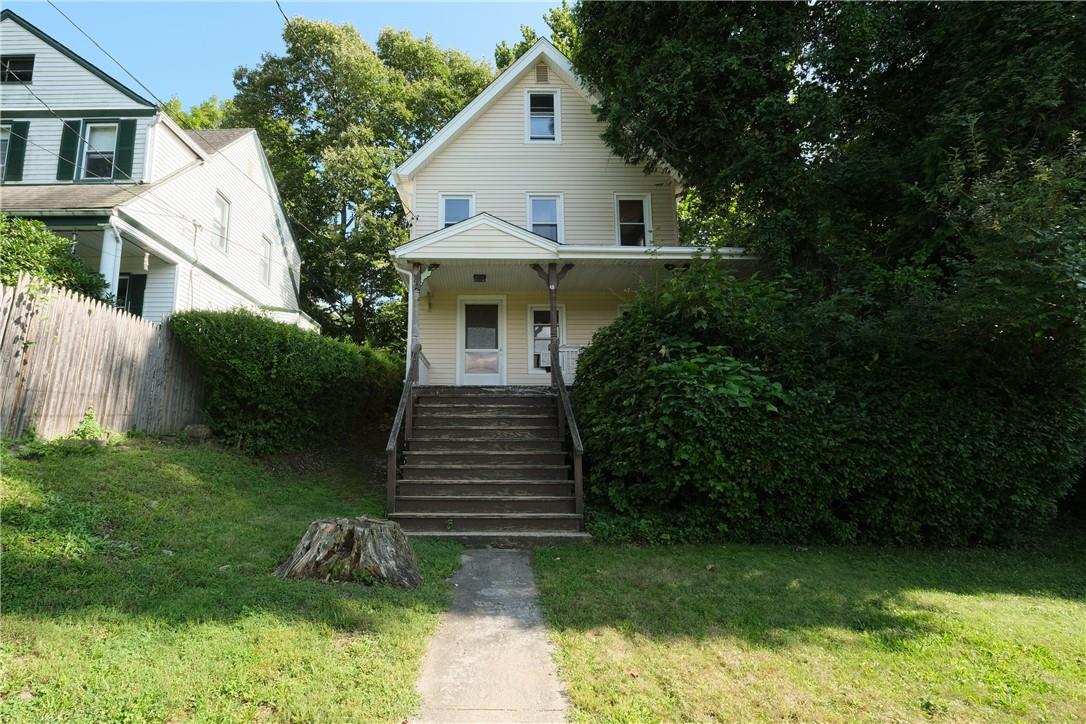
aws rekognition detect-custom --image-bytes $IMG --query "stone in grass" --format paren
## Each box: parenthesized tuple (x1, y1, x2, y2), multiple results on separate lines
(182, 424, 212, 441)
(275, 516, 422, 589)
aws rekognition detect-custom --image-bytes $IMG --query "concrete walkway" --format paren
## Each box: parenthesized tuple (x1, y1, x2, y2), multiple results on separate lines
(415, 549, 569, 723)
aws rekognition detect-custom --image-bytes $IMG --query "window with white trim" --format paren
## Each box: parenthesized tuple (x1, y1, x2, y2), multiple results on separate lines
(527, 194, 562, 242)
(529, 305, 565, 372)
(211, 191, 230, 252)
(261, 235, 273, 285)
(526, 90, 559, 142)
(81, 123, 118, 180)
(615, 194, 652, 246)
(440, 193, 474, 227)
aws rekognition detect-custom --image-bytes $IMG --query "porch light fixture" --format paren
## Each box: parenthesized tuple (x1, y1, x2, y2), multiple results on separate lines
(473, 273, 487, 283)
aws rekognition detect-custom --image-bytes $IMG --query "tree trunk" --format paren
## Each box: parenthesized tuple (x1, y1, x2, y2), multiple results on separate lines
(275, 516, 422, 588)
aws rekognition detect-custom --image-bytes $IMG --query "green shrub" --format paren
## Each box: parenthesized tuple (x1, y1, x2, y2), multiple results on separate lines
(170, 310, 401, 454)
(576, 250, 1086, 546)
(0, 215, 107, 298)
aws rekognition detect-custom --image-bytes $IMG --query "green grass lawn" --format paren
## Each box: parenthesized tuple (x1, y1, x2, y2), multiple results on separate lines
(534, 541, 1086, 723)
(1, 436, 460, 723)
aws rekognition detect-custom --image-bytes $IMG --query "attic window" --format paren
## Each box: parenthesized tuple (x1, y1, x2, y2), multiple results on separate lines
(526, 91, 559, 143)
(0, 55, 34, 84)
(535, 63, 549, 83)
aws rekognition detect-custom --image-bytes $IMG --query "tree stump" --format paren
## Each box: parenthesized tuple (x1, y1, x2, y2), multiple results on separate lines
(275, 516, 422, 588)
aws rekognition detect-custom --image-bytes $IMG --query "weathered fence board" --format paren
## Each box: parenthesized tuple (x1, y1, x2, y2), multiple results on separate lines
(0, 274, 203, 439)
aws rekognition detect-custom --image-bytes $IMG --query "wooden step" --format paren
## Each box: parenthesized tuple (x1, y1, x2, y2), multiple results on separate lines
(395, 495, 576, 514)
(401, 463, 570, 480)
(397, 480, 574, 496)
(390, 512, 583, 533)
(415, 398, 554, 409)
(408, 438, 564, 452)
(411, 426, 557, 439)
(415, 385, 553, 397)
(403, 450, 567, 466)
(404, 530, 591, 547)
(414, 413, 555, 427)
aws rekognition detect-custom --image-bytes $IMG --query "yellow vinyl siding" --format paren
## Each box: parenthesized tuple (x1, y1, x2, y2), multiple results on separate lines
(411, 61, 679, 246)
(417, 288, 629, 385)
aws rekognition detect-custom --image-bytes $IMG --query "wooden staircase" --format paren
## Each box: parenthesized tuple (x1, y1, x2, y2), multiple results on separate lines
(388, 386, 590, 545)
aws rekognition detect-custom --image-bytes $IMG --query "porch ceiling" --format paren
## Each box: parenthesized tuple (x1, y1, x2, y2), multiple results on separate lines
(409, 258, 692, 292)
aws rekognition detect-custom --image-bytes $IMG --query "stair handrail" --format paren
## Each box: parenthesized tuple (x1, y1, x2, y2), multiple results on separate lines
(550, 344, 584, 520)
(386, 342, 422, 515)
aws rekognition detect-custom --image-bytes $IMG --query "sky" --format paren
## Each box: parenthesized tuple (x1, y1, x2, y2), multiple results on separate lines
(4, 1, 554, 107)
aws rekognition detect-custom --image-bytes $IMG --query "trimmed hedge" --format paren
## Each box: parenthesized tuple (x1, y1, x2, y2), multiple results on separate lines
(171, 311, 401, 454)
(574, 260, 1086, 546)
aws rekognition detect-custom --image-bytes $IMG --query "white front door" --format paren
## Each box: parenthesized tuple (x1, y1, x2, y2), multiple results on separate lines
(458, 296, 505, 385)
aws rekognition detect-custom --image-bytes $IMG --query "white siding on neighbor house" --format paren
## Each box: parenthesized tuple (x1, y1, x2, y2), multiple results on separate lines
(409, 60, 680, 245)
(148, 122, 198, 181)
(1, 115, 151, 185)
(0, 18, 151, 110)
(120, 132, 302, 313)
(417, 288, 630, 386)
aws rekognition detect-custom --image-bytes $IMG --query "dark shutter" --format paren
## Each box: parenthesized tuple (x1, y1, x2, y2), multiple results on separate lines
(113, 119, 136, 180)
(4, 120, 29, 181)
(56, 120, 81, 181)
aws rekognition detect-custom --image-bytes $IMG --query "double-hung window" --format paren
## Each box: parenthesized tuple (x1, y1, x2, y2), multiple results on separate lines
(527, 194, 562, 242)
(529, 305, 564, 372)
(261, 236, 273, 285)
(615, 194, 652, 246)
(211, 191, 231, 252)
(526, 91, 559, 143)
(81, 123, 118, 180)
(440, 193, 474, 227)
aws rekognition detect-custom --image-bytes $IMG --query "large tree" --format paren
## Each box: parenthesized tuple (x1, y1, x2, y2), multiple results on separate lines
(229, 19, 492, 343)
(494, 1, 578, 70)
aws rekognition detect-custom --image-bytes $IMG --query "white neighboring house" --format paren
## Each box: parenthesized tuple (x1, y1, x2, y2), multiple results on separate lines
(0, 10, 316, 330)
(391, 38, 749, 385)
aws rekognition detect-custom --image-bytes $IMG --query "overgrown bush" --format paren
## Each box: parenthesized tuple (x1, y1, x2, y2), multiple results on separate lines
(0, 214, 107, 298)
(575, 147, 1086, 546)
(171, 310, 401, 454)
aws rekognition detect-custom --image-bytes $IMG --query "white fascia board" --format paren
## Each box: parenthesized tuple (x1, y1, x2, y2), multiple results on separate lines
(392, 213, 560, 258)
(395, 38, 588, 179)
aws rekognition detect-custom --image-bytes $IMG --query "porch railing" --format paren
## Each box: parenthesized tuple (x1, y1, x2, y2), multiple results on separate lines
(550, 343, 585, 523)
(386, 342, 422, 515)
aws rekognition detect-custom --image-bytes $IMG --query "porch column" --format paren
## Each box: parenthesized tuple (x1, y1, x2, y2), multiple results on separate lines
(410, 262, 423, 354)
(99, 226, 122, 297)
(531, 262, 574, 388)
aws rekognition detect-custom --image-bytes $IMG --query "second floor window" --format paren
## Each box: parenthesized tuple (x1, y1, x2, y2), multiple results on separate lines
(0, 126, 9, 179)
(212, 192, 230, 252)
(527, 91, 558, 142)
(615, 194, 652, 246)
(440, 193, 473, 227)
(261, 236, 273, 285)
(528, 194, 561, 242)
(0, 55, 34, 83)
(82, 123, 118, 179)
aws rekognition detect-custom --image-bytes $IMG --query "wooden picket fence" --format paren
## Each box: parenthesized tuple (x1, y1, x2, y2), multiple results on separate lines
(1, 274, 204, 439)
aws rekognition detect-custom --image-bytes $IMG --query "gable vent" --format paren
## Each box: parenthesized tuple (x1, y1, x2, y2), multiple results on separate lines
(535, 63, 549, 83)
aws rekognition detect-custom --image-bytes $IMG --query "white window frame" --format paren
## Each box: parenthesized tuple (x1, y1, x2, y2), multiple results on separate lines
(261, 235, 273, 285)
(526, 192, 564, 243)
(527, 304, 567, 374)
(613, 193, 653, 246)
(524, 89, 561, 144)
(80, 122, 119, 181)
(438, 192, 475, 228)
(211, 190, 231, 253)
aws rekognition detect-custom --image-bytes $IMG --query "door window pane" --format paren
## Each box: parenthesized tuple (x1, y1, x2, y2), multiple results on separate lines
(443, 196, 471, 226)
(464, 304, 498, 348)
(464, 351, 499, 374)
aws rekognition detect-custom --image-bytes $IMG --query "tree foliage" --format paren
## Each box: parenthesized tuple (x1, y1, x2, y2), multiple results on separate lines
(494, 1, 578, 70)
(571, 2, 1086, 541)
(0, 215, 106, 299)
(163, 96, 234, 130)
(228, 19, 492, 342)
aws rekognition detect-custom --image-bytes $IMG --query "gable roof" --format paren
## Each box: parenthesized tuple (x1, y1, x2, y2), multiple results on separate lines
(0, 9, 155, 108)
(394, 38, 591, 181)
(392, 213, 560, 258)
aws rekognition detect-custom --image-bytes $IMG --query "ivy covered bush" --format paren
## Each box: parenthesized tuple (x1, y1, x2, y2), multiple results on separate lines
(171, 311, 401, 454)
(0, 214, 106, 298)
